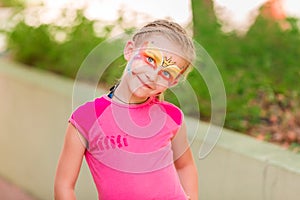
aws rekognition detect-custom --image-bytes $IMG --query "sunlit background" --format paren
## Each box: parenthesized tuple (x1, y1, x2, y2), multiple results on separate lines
(1, 0, 300, 51)
(25, 0, 300, 29)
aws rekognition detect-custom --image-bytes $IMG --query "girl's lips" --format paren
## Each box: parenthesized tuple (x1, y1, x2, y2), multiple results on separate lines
(137, 75, 154, 89)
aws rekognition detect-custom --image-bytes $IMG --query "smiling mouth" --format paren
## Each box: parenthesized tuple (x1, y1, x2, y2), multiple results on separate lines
(137, 76, 154, 89)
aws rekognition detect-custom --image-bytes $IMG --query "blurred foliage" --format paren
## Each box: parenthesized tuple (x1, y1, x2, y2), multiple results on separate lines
(191, 0, 300, 149)
(0, 0, 24, 7)
(4, 8, 126, 84)
(2, 2, 300, 149)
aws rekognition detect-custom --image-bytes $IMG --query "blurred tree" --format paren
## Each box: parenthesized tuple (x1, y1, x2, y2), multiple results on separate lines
(262, 0, 286, 20)
(191, 0, 222, 48)
(0, 0, 24, 7)
(190, 0, 300, 150)
(262, 0, 289, 30)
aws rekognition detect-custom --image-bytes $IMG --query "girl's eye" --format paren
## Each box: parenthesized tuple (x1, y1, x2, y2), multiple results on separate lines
(161, 70, 172, 80)
(146, 57, 155, 65)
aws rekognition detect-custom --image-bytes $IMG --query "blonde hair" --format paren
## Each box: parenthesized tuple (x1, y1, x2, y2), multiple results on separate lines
(132, 19, 195, 75)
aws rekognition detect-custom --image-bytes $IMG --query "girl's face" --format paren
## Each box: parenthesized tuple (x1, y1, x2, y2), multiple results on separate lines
(123, 35, 189, 100)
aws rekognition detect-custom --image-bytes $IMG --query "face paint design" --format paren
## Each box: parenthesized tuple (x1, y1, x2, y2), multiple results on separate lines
(136, 42, 184, 85)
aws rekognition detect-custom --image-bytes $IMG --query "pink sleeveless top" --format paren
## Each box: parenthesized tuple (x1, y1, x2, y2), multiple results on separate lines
(69, 95, 187, 200)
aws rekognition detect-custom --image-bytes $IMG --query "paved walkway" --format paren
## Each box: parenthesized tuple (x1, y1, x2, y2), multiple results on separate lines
(0, 177, 36, 200)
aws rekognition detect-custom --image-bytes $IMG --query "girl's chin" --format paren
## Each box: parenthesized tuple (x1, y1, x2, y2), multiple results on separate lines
(131, 88, 157, 99)
(131, 91, 151, 99)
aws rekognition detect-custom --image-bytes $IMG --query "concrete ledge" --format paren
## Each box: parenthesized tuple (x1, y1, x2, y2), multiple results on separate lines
(0, 59, 97, 199)
(1, 58, 300, 200)
(186, 118, 300, 200)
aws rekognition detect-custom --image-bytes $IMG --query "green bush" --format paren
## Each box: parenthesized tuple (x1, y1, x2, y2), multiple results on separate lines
(6, 10, 107, 78)
(191, 0, 300, 146)
(4, 8, 129, 85)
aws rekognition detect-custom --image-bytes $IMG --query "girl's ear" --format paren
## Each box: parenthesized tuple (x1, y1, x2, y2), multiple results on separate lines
(124, 40, 135, 61)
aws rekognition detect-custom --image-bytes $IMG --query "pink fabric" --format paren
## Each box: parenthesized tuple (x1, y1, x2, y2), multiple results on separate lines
(69, 95, 187, 200)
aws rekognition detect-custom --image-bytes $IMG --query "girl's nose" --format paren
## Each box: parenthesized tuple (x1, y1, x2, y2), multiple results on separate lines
(146, 68, 159, 82)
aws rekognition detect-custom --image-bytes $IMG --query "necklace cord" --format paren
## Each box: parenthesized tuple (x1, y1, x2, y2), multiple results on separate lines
(108, 83, 149, 105)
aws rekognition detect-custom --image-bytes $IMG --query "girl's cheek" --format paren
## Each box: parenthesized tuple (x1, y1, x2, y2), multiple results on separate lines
(130, 60, 148, 73)
(126, 60, 138, 74)
(156, 84, 168, 91)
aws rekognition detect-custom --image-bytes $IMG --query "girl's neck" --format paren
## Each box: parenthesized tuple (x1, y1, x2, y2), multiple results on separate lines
(112, 83, 149, 105)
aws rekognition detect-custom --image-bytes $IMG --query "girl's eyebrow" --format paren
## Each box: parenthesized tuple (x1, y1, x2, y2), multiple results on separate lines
(149, 50, 162, 64)
(141, 48, 163, 66)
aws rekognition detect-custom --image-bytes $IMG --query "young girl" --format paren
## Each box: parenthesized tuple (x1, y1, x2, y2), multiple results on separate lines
(54, 19, 198, 200)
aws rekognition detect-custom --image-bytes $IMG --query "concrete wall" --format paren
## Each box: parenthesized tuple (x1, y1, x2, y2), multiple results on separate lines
(0, 59, 97, 199)
(189, 119, 300, 200)
(1, 59, 300, 200)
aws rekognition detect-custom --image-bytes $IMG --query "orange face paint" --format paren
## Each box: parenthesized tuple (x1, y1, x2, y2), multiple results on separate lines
(137, 42, 184, 85)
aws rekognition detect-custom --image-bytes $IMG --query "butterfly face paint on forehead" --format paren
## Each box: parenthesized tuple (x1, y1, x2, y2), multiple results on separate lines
(135, 41, 185, 85)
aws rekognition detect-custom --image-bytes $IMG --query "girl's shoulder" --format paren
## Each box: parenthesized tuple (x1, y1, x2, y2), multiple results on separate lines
(71, 95, 111, 120)
(69, 95, 111, 136)
(156, 100, 183, 126)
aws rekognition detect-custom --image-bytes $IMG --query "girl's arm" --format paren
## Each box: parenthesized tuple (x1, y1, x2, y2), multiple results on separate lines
(54, 123, 86, 200)
(172, 122, 199, 200)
